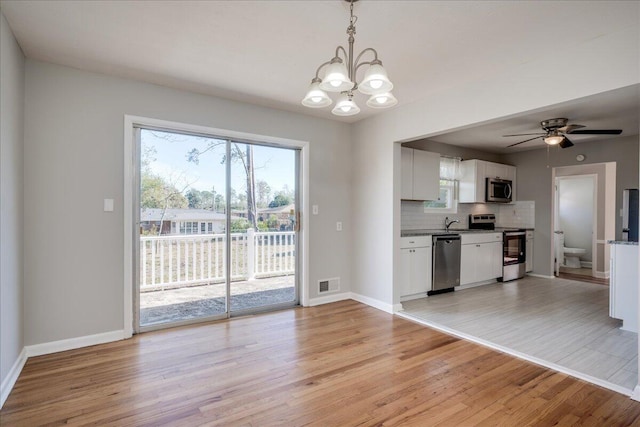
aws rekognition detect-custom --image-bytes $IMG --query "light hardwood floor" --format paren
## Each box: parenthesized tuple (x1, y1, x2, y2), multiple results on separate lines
(2, 300, 640, 425)
(401, 276, 637, 392)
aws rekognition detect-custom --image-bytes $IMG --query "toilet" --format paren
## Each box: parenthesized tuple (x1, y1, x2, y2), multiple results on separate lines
(563, 247, 587, 268)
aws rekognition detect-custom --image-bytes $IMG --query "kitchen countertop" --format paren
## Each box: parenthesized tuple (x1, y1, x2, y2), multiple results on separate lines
(608, 240, 639, 246)
(402, 229, 498, 237)
(401, 228, 534, 237)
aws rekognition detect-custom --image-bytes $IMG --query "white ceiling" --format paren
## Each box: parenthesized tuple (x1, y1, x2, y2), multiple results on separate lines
(1, 0, 638, 149)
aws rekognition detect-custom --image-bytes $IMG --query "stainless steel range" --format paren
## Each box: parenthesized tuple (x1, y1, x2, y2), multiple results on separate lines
(468, 214, 526, 282)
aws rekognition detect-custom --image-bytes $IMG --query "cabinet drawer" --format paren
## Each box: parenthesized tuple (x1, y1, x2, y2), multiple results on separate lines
(400, 236, 432, 248)
(461, 232, 502, 245)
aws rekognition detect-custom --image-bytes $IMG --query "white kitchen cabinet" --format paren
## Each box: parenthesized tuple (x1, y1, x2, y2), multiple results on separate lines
(400, 236, 433, 300)
(460, 233, 503, 285)
(400, 147, 440, 201)
(459, 159, 516, 203)
(525, 230, 534, 273)
(609, 243, 638, 332)
(486, 162, 513, 180)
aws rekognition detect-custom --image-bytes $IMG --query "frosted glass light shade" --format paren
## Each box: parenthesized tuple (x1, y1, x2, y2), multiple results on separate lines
(302, 81, 332, 108)
(319, 61, 353, 92)
(366, 92, 398, 108)
(332, 95, 360, 116)
(359, 63, 393, 95)
(544, 135, 564, 145)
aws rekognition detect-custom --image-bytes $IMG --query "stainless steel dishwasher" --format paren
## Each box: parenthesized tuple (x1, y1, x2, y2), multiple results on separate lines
(430, 234, 461, 294)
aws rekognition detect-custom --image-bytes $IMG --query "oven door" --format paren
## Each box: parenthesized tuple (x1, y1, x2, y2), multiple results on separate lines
(504, 231, 526, 265)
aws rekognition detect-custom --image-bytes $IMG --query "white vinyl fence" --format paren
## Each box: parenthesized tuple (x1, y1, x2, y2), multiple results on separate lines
(140, 230, 295, 291)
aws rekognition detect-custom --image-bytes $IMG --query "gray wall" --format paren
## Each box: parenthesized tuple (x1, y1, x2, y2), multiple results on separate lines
(502, 135, 638, 275)
(23, 60, 352, 346)
(0, 12, 25, 389)
(402, 138, 504, 164)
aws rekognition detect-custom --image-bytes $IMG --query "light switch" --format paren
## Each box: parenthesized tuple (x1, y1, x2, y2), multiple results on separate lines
(312, 205, 319, 215)
(336, 221, 343, 231)
(104, 198, 114, 212)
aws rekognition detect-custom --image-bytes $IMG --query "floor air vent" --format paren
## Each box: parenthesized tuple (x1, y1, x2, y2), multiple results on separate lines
(319, 277, 340, 293)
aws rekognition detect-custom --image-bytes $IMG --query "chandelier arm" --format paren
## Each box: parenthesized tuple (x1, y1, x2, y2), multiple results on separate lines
(314, 61, 333, 79)
(334, 46, 349, 62)
(353, 47, 379, 70)
(353, 60, 375, 77)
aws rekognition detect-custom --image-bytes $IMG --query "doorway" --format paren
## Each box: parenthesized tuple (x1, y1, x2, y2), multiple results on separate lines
(551, 162, 617, 284)
(554, 174, 597, 281)
(134, 126, 300, 331)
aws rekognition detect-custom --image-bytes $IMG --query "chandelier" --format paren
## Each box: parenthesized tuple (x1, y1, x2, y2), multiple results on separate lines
(302, 0, 397, 116)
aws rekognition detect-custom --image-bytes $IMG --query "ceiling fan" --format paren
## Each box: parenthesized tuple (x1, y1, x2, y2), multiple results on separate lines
(503, 118, 623, 149)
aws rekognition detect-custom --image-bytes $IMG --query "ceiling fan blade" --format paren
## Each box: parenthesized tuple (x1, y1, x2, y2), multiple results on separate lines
(558, 124, 585, 133)
(503, 133, 545, 137)
(566, 129, 622, 135)
(506, 136, 543, 148)
(559, 136, 574, 149)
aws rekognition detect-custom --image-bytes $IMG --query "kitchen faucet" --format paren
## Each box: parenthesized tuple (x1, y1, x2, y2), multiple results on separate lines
(445, 216, 460, 232)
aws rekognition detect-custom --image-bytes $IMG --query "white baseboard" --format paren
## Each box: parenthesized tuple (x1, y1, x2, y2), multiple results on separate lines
(631, 385, 640, 402)
(526, 273, 556, 279)
(25, 330, 127, 358)
(309, 291, 401, 315)
(594, 270, 610, 279)
(0, 347, 27, 409)
(392, 303, 404, 313)
(307, 292, 351, 307)
(349, 292, 395, 314)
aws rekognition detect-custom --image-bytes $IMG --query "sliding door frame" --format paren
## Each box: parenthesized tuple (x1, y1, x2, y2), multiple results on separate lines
(123, 115, 309, 336)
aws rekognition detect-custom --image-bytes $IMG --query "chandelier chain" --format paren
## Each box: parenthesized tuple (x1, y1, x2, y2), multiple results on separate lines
(348, 0, 358, 36)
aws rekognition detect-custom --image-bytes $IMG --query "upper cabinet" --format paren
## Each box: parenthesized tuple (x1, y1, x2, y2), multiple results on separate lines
(459, 159, 516, 203)
(401, 148, 440, 201)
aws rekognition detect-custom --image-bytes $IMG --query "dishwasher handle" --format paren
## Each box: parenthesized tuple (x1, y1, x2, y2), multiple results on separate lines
(433, 235, 461, 244)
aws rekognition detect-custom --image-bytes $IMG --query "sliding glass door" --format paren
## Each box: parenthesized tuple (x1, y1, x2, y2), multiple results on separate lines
(135, 127, 299, 331)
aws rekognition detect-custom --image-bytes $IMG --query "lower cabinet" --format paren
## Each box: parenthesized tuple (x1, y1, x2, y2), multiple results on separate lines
(460, 233, 503, 285)
(400, 236, 432, 299)
(609, 243, 638, 332)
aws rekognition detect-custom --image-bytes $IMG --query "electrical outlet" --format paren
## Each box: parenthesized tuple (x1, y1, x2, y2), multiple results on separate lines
(312, 205, 319, 215)
(104, 198, 114, 212)
(336, 221, 343, 231)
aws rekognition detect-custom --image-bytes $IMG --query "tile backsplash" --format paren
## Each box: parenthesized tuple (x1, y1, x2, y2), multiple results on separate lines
(401, 200, 535, 230)
(497, 201, 535, 229)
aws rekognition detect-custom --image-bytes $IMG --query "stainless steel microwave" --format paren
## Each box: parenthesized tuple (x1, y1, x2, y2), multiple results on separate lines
(486, 178, 513, 203)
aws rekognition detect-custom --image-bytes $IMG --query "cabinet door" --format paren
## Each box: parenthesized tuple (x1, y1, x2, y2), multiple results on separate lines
(486, 162, 508, 179)
(474, 161, 487, 202)
(400, 148, 414, 200)
(460, 244, 476, 285)
(399, 248, 412, 296)
(409, 247, 431, 294)
(412, 150, 440, 201)
(491, 241, 504, 278)
(459, 160, 477, 203)
(476, 243, 497, 282)
(525, 238, 533, 272)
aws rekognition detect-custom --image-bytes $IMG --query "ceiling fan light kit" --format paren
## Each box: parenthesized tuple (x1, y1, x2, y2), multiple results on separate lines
(504, 117, 622, 149)
(302, 0, 397, 116)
